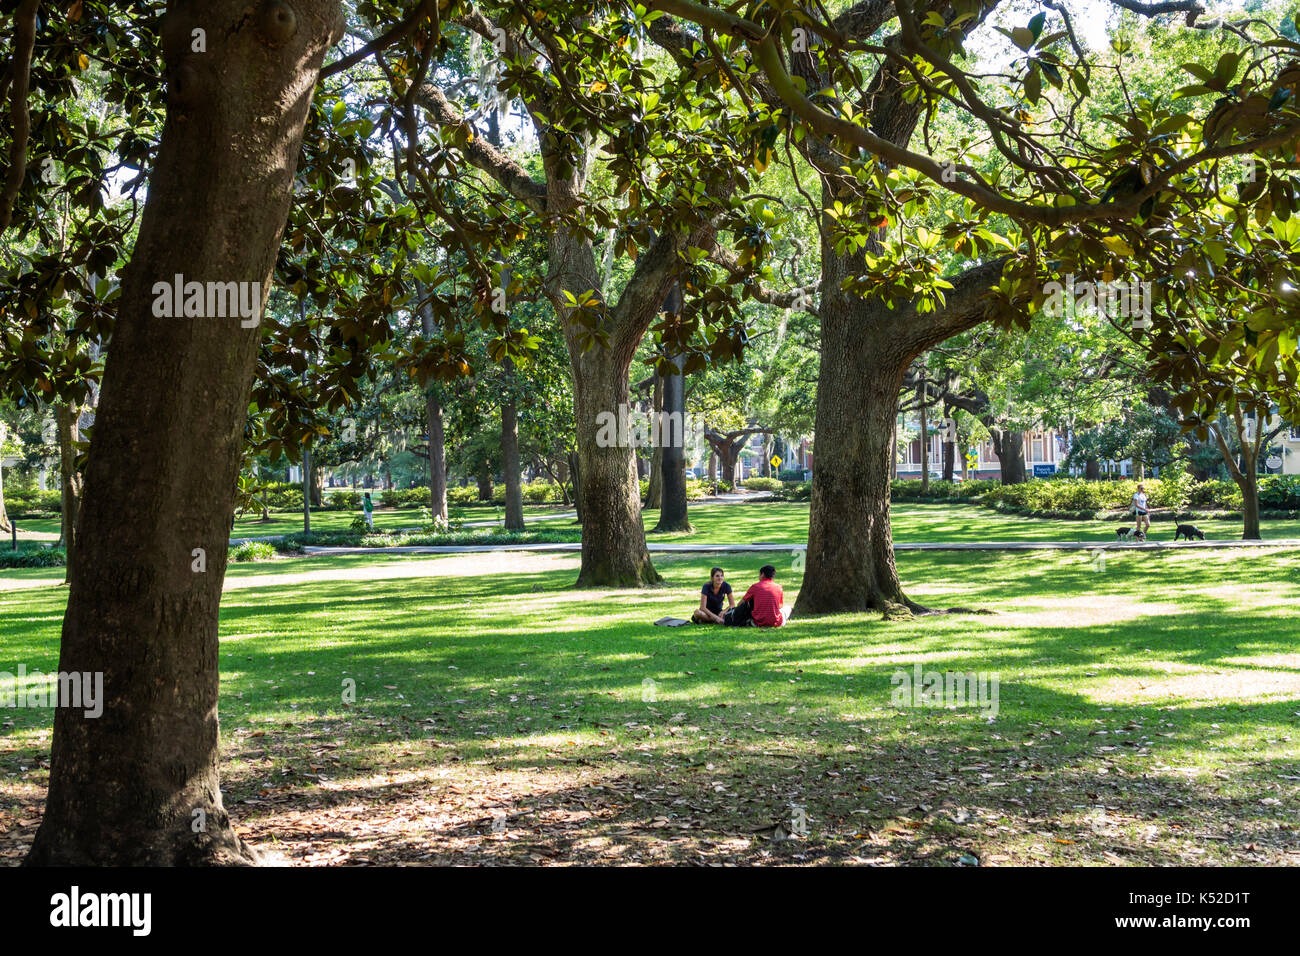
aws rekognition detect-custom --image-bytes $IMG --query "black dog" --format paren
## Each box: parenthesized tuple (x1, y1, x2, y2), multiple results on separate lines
(1174, 523, 1205, 541)
(1115, 527, 1133, 540)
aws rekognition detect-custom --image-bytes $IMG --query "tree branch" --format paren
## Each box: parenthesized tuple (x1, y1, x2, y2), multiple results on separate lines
(320, 0, 439, 79)
(1, 0, 39, 234)
(414, 82, 548, 212)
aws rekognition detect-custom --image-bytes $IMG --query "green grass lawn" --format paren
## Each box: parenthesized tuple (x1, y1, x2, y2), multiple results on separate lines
(533, 500, 1300, 544)
(8, 502, 573, 541)
(14, 500, 1298, 547)
(3, 544, 1298, 865)
(233, 502, 571, 538)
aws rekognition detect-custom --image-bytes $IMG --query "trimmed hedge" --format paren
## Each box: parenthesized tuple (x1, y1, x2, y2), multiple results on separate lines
(0, 544, 65, 567)
(6, 489, 62, 518)
(380, 487, 432, 508)
(229, 540, 276, 562)
(276, 527, 580, 552)
(891, 478, 1000, 501)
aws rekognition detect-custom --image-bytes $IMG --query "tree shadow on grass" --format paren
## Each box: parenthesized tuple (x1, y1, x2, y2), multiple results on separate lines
(4, 548, 1299, 865)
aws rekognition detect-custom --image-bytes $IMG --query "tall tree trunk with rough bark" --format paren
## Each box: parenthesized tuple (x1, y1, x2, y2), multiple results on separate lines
(0, 422, 11, 534)
(993, 428, 1027, 485)
(1241, 469, 1261, 539)
(56, 403, 83, 584)
(26, 0, 342, 866)
(1213, 419, 1265, 540)
(426, 393, 447, 520)
(794, 280, 917, 617)
(309, 458, 323, 508)
(568, 450, 582, 524)
(942, 411, 955, 482)
(502, 398, 524, 531)
(645, 375, 663, 509)
(918, 381, 929, 494)
(654, 353, 691, 532)
(564, 340, 660, 584)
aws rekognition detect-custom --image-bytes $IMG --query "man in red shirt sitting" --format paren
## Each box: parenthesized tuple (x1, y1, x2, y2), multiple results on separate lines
(741, 565, 786, 628)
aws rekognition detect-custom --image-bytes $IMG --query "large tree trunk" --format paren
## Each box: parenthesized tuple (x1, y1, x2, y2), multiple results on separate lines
(1235, 438, 1262, 540)
(891, 415, 898, 480)
(1085, 456, 1101, 480)
(993, 428, 1027, 485)
(568, 450, 582, 524)
(476, 462, 493, 501)
(653, 354, 691, 532)
(301, 446, 312, 533)
(942, 420, 955, 482)
(414, 271, 449, 522)
(644, 375, 663, 509)
(56, 403, 84, 584)
(918, 381, 930, 494)
(26, 0, 342, 866)
(1212, 422, 1263, 540)
(502, 399, 525, 531)
(0, 422, 11, 534)
(794, 293, 916, 617)
(714, 442, 740, 487)
(309, 457, 323, 508)
(1240, 467, 1261, 539)
(426, 392, 447, 520)
(567, 344, 660, 585)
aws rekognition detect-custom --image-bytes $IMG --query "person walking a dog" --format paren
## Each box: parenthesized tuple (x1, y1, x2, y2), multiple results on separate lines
(1130, 483, 1150, 539)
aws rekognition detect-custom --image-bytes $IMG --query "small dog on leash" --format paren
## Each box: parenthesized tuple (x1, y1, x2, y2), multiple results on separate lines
(1115, 527, 1145, 541)
(1174, 523, 1206, 541)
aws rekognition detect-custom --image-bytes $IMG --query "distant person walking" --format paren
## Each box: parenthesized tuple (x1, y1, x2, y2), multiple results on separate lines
(1130, 483, 1149, 539)
(363, 492, 374, 531)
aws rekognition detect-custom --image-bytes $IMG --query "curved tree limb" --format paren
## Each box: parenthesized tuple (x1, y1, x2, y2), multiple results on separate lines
(0, 0, 39, 234)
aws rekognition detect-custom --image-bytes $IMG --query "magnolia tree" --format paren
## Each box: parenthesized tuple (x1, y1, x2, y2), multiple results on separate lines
(632, 0, 1300, 615)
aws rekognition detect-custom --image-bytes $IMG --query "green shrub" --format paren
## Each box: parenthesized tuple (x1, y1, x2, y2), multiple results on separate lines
(229, 540, 275, 562)
(378, 487, 423, 508)
(328, 490, 362, 509)
(890, 479, 925, 499)
(6, 489, 62, 517)
(255, 482, 305, 511)
(524, 481, 563, 503)
(277, 527, 580, 551)
(0, 544, 65, 568)
(742, 476, 784, 492)
(1187, 479, 1241, 510)
(1259, 474, 1300, 509)
(1150, 472, 1194, 509)
(447, 485, 480, 505)
(982, 477, 1136, 512)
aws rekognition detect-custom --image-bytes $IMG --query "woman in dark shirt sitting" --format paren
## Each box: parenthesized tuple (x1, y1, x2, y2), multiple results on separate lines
(692, 567, 735, 624)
